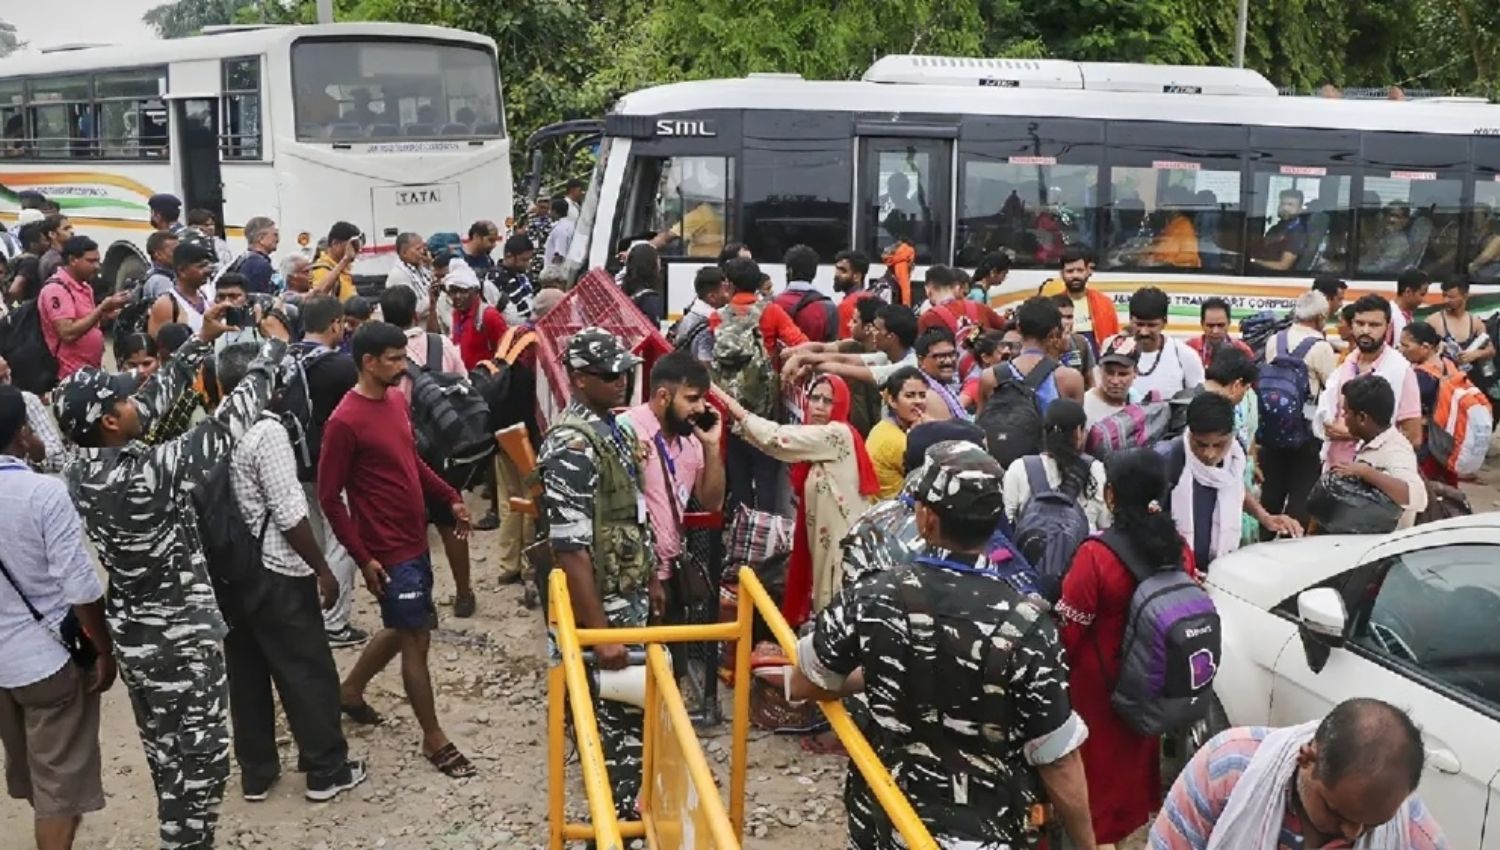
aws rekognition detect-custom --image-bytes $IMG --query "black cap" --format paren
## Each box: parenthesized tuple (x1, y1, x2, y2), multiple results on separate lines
(148, 193, 181, 219)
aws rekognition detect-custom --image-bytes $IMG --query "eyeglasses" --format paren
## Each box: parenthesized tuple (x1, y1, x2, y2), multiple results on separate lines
(584, 370, 623, 382)
(929, 351, 958, 361)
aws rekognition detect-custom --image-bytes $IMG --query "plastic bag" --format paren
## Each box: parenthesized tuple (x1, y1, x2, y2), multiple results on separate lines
(1307, 473, 1403, 535)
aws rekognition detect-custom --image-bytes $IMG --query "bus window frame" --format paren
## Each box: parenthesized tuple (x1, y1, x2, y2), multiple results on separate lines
(1466, 137, 1500, 283)
(608, 110, 742, 264)
(739, 109, 854, 264)
(220, 55, 263, 161)
(612, 150, 736, 265)
(25, 73, 96, 160)
(1245, 127, 1364, 278)
(954, 115, 1106, 270)
(855, 126, 957, 267)
(10, 65, 170, 162)
(1100, 120, 1251, 275)
(288, 35, 506, 144)
(1353, 131, 1471, 281)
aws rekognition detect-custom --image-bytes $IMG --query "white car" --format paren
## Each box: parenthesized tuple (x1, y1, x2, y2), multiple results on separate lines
(1192, 514, 1500, 848)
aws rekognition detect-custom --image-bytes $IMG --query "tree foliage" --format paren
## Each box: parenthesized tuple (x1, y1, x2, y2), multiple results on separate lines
(143, 0, 1500, 181)
(0, 19, 24, 58)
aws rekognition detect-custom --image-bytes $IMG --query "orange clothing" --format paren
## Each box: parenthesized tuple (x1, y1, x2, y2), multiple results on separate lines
(837, 290, 875, 340)
(882, 241, 915, 306)
(1038, 280, 1122, 341)
(1143, 214, 1201, 269)
(708, 293, 809, 364)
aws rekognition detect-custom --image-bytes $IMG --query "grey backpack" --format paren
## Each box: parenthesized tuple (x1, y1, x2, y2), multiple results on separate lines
(1012, 454, 1092, 603)
(1095, 529, 1220, 737)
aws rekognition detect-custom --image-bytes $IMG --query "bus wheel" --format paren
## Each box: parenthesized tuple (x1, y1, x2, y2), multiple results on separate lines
(113, 253, 147, 294)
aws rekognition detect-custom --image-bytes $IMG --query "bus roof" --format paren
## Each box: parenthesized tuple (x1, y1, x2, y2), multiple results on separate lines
(0, 22, 496, 78)
(613, 68, 1500, 137)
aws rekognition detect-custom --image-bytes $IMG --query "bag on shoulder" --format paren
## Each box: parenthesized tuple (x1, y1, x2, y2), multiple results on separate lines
(932, 300, 982, 342)
(1095, 529, 1220, 737)
(1420, 361, 1493, 478)
(192, 451, 271, 607)
(1086, 396, 1172, 459)
(1012, 455, 1093, 603)
(789, 289, 838, 343)
(469, 326, 538, 432)
(407, 333, 495, 489)
(976, 358, 1058, 468)
(278, 346, 336, 482)
(1256, 331, 1320, 449)
(710, 302, 779, 419)
(0, 297, 59, 396)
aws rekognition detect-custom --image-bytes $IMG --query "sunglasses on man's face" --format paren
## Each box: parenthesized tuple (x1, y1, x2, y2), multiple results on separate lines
(584, 370, 623, 382)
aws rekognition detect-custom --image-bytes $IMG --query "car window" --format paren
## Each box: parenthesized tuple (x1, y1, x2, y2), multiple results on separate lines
(1351, 544, 1500, 709)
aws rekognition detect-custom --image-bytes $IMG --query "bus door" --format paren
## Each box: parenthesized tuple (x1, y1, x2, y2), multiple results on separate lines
(855, 124, 957, 290)
(173, 98, 225, 235)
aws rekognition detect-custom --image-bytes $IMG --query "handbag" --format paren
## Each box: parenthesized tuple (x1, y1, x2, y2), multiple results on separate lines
(725, 503, 793, 566)
(0, 556, 99, 670)
(653, 435, 714, 612)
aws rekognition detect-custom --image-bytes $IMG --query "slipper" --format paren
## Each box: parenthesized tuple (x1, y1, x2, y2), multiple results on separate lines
(799, 732, 846, 756)
(340, 701, 384, 726)
(426, 742, 477, 778)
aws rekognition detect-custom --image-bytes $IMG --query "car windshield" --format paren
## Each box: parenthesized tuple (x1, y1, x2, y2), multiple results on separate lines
(292, 39, 503, 143)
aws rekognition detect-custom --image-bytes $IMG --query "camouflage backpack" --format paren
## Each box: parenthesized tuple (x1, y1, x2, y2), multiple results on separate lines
(710, 301, 779, 418)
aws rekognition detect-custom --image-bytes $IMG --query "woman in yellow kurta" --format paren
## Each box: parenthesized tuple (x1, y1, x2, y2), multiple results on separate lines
(714, 376, 880, 625)
(865, 365, 928, 498)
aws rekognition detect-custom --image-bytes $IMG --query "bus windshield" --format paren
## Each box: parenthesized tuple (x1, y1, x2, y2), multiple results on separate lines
(292, 39, 503, 142)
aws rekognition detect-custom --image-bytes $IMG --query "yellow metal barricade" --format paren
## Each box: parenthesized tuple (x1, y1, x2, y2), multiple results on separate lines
(548, 566, 937, 850)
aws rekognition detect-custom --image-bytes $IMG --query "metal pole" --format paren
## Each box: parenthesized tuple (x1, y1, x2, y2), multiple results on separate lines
(1234, 0, 1249, 68)
(316, 0, 335, 23)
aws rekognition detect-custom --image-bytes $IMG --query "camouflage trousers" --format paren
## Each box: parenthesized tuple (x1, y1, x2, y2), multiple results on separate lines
(120, 642, 231, 850)
(553, 589, 648, 820)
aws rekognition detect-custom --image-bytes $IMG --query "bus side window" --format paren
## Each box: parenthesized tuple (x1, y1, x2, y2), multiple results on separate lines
(956, 159, 1099, 268)
(1466, 183, 1500, 281)
(620, 155, 733, 261)
(1247, 171, 1352, 275)
(1104, 164, 1245, 273)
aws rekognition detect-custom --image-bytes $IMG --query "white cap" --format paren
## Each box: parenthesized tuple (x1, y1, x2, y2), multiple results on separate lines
(446, 262, 481, 290)
(16, 209, 44, 225)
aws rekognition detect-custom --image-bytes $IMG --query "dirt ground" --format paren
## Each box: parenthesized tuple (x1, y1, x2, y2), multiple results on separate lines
(9, 470, 1500, 850)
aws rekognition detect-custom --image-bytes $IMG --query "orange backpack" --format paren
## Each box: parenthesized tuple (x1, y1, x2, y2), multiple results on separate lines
(1418, 360, 1494, 477)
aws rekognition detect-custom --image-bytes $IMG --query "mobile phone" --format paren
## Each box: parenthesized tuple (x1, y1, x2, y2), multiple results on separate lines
(692, 409, 719, 431)
(222, 305, 249, 328)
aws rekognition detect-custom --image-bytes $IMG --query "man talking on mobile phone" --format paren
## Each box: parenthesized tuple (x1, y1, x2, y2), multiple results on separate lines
(619, 351, 726, 624)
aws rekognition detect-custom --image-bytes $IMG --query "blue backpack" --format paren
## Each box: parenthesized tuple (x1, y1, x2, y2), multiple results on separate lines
(1256, 331, 1319, 449)
(1013, 454, 1093, 603)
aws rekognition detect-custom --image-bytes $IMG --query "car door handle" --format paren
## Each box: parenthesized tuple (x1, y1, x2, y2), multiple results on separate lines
(1425, 747, 1461, 775)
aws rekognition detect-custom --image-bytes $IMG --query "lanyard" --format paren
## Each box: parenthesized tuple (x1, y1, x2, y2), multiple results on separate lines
(652, 432, 676, 480)
(914, 555, 994, 577)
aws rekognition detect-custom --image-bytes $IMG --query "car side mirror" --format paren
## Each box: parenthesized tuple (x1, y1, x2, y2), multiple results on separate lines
(1297, 587, 1346, 673)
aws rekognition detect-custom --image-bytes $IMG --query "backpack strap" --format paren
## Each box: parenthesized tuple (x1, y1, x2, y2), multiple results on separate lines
(1022, 357, 1060, 391)
(789, 289, 825, 318)
(1094, 528, 1158, 584)
(1163, 439, 1188, 499)
(1288, 334, 1319, 360)
(1022, 455, 1051, 497)
(426, 332, 443, 374)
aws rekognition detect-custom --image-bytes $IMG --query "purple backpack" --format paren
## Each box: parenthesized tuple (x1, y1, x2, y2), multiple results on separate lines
(1086, 395, 1171, 459)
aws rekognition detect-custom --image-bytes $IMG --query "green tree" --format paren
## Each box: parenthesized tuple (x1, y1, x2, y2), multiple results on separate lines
(143, 0, 263, 38)
(0, 19, 24, 58)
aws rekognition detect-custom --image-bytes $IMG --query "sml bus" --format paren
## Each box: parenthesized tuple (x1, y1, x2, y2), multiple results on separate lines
(0, 22, 509, 293)
(564, 56, 1500, 331)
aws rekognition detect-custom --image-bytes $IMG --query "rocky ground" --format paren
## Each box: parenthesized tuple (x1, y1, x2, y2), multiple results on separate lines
(8, 469, 1499, 850)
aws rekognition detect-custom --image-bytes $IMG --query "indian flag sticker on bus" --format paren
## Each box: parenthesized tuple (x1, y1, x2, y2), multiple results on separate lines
(1391, 170, 1437, 181)
(1008, 156, 1058, 166)
(1279, 165, 1327, 176)
(1152, 160, 1200, 171)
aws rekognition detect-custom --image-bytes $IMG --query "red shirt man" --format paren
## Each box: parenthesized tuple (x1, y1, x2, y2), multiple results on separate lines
(39, 236, 125, 380)
(445, 263, 507, 369)
(708, 258, 808, 366)
(1187, 297, 1255, 366)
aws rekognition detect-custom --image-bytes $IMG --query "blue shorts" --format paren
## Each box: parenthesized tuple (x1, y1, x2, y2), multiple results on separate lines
(380, 553, 437, 631)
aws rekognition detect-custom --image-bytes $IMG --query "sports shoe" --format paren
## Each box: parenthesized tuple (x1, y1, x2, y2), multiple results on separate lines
(453, 591, 477, 618)
(305, 759, 368, 802)
(326, 625, 369, 648)
(243, 772, 279, 802)
(473, 510, 500, 531)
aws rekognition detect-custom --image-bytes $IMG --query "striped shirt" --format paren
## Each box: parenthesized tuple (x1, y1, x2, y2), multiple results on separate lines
(1150, 726, 1448, 850)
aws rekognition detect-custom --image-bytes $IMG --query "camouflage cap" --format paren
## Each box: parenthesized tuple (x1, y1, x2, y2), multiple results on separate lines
(909, 440, 1006, 515)
(52, 367, 142, 445)
(566, 326, 639, 373)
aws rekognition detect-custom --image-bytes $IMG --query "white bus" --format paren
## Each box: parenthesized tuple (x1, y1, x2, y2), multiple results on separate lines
(0, 22, 509, 293)
(568, 56, 1500, 330)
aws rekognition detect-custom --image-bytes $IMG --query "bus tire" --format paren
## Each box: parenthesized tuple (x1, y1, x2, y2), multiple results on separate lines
(109, 249, 148, 295)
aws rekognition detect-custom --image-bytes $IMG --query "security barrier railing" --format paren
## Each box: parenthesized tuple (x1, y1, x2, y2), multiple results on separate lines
(547, 566, 938, 849)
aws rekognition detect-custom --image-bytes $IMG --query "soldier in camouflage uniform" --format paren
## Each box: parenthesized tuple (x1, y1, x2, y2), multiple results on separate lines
(789, 442, 1097, 850)
(53, 304, 291, 850)
(840, 421, 1040, 597)
(536, 327, 655, 820)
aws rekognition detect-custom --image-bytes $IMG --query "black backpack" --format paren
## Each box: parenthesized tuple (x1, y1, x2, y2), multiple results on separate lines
(192, 448, 272, 616)
(407, 333, 495, 489)
(112, 273, 155, 339)
(278, 346, 337, 482)
(468, 326, 537, 434)
(0, 299, 59, 396)
(976, 358, 1059, 469)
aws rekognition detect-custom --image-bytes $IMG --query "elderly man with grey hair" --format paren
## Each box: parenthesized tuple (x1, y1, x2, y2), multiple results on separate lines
(279, 254, 313, 301)
(384, 232, 445, 331)
(1257, 288, 1341, 537)
(238, 216, 279, 295)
